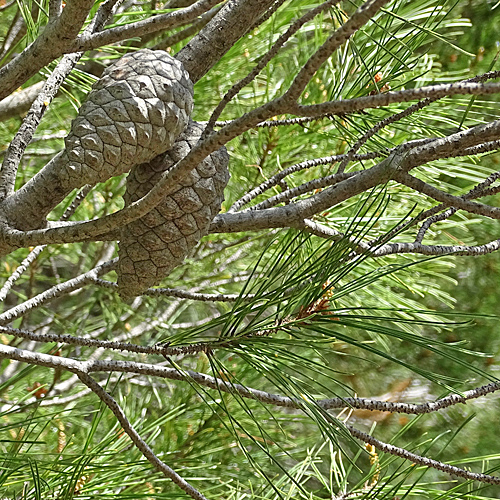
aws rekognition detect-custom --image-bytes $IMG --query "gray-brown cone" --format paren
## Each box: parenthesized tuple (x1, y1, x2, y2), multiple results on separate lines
(1, 49, 194, 233)
(117, 121, 230, 298)
(60, 49, 193, 188)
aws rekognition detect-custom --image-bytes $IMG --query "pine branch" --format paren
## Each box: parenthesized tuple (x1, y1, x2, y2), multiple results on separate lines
(3, 340, 500, 416)
(153, 4, 223, 50)
(0, 259, 116, 325)
(0, 0, 96, 101)
(0, 82, 45, 122)
(0, 185, 91, 302)
(290, 81, 500, 117)
(207, 0, 341, 129)
(283, 0, 391, 103)
(176, 0, 278, 83)
(77, 372, 209, 500)
(346, 424, 500, 485)
(69, 0, 221, 54)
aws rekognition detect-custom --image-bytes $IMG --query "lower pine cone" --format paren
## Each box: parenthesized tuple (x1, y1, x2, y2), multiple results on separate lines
(117, 120, 230, 298)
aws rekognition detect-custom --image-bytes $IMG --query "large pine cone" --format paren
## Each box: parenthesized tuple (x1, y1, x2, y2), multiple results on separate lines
(117, 121, 230, 298)
(3, 49, 194, 233)
(60, 49, 193, 188)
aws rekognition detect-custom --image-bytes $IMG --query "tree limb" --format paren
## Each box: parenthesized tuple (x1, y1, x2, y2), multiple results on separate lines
(0, 0, 95, 102)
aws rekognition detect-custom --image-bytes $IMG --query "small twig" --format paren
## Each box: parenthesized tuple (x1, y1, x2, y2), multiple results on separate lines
(415, 208, 457, 243)
(347, 423, 500, 485)
(3, 342, 500, 416)
(69, 0, 220, 52)
(302, 218, 500, 258)
(336, 100, 433, 174)
(0, 53, 82, 200)
(395, 171, 500, 220)
(207, 0, 340, 129)
(298, 219, 369, 254)
(249, 171, 356, 211)
(229, 150, 389, 212)
(210, 113, 340, 128)
(291, 82, 500, 118)
(153, 5, 223, 49)
(284, 0, 390, 102)
(3, 340, 500, 490)
(0, 246, 45, 302)
(0, 0, 16, 10)
(91, 277, 252, 301)
(77, 372, 209, 500)
(0, 259, 117, 325)
(336, 69, 500, 175)
(0, 185, 92, 302)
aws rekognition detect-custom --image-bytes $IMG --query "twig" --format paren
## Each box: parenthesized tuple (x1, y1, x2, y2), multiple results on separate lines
(4, 340, 500, 489)
(415, 208, 458, 244)
(3, 343, 500, 416)
(0, 246, 45, 302)
(249, 171, 356, 211)
(0, 259, 117, 325)
(69, 0, 220, 53)
(0, 0, 16, 10)
(336, 69, 500, 175)
(207, 0, 340, 129)
(301, 219, 500, 258)
(291, 82, 500, 118)
(0, 53, 83, 200)
(371, 239, 500, 257)
(336, 100, 434, 174)
(284, 0, 390, 102)
(153, 5, 223, 49)
(77, 372, 209, 500)
(0, 185, 92, 302)
(0, 0, 95, 102)
(91, 277, 252, 301)
(395, 172, 500, 220)
(347, 424, 500, 485)
(229, 151, 388, 212)
(211, 113, 340, 128)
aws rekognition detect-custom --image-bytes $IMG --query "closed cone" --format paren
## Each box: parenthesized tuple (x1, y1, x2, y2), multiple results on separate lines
(60, 49, 193, 188)
(117, 121, 230, 298)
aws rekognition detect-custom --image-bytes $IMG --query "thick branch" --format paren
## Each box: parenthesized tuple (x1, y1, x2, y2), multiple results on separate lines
(0, 82, 45, 122)
(176, 0, 278, 83)
(0, 0, 95, 102)
(67, 0, 221, 54)
(289, 82, 500, 117)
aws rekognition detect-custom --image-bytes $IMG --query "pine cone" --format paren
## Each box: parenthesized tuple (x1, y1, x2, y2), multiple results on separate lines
(117, 121, 230, 298)
(60, 49, 193, 188)
(0, 49, 194, 234)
